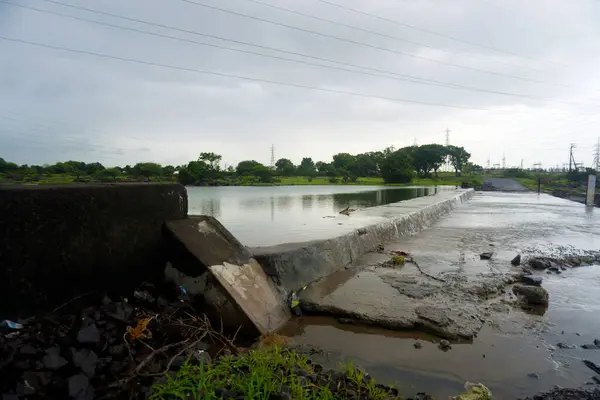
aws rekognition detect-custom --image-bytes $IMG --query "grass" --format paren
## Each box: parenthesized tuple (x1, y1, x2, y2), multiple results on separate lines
(273, 173, 469, 187)
(149, 344, 401, 400)
(1, 172, 476, 187)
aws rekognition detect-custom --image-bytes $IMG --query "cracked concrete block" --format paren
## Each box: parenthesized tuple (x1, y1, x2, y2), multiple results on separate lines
(166, 216, 290, 334)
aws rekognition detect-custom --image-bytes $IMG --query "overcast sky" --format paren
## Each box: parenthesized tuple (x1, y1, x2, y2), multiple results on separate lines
(2, 0, 600, 169)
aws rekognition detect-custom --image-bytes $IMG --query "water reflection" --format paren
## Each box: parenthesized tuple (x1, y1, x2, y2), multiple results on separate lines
(186, 186, 453, 246)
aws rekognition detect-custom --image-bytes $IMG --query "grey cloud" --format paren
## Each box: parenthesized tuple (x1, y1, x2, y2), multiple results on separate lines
(1, 0, 600, 168)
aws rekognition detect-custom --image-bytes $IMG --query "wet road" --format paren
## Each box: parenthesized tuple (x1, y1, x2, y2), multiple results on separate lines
(282, 192, 600, 399)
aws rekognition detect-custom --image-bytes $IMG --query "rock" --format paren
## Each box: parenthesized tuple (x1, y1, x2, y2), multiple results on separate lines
(68, 373, 92, 399)
(20, 344, 37, 355)
(570, 258, 582, 266)
(511, 255, 521, 266)
(77, 324, 100, 344)
(583, 360, 600, 374)
(357, 228, 367, 235)
(548, 266, 561, 273)
(520, 275, 543, 286)
(556, 342, 577, 349)
(594, 339, 600, 346)
(530, 258, 550, 270)
(438, 340, 452, 351)
(105, 302, 133, 323)
(480, 252, 493, 260)
(527, 372, 540, 379)
(72, 349, 98, 377)
(413, 341, 422, 349)
(581, 344, 599, 350)
(42, 347, 68, 370)
(513, 284, 549, 306)
(338, 318, 354, 325)
(133, 290, 155, 303)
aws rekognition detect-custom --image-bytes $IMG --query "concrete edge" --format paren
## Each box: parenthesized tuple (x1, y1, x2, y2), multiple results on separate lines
(252, 189, 474, 295)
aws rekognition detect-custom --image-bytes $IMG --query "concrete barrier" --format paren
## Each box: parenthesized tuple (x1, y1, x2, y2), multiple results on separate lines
(253, 189, 474, 294)
(165, 216, 290, 334)
(0, 183, 187, 318)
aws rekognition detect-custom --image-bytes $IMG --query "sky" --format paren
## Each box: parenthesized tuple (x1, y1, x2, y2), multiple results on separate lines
(2, 0, 600, 169)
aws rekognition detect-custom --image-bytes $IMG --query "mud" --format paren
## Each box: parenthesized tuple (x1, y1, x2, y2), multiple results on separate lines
(284, 192, 600, 398)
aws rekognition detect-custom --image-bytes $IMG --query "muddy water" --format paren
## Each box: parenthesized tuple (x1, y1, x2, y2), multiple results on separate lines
(280, 192, 600, 399)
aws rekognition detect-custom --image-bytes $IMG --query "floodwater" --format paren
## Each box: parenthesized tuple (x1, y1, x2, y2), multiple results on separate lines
(281, 192, 600, 399)
(186, 185, 454, 246)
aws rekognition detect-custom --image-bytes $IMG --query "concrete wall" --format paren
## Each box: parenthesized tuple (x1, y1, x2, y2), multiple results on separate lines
(0, 183, 187, 318)
(253, 189, 474, 294)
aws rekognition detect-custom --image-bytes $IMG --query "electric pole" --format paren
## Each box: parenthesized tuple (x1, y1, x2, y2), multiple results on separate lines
(594, 137, 600, 172)
(270, 144, 275, 168)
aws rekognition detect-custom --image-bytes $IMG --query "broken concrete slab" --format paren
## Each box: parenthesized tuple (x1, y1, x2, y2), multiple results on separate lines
(166, 216, 290, 334)
(299, 265, 487, 340)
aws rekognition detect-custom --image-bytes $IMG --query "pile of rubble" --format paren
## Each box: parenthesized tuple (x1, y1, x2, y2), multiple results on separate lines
(0, 282, 235, 400)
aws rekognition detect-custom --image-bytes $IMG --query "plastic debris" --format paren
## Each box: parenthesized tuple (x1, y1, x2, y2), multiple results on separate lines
(288, 292, 302, 316)
(0, 320, 24, 329)
(124, 316, 154, 342)
(178, 285, 188, 296)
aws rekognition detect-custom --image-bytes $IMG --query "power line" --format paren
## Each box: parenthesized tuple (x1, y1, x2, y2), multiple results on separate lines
(0, 35, 504, 111)
(235, 0, 542, 73)
(314, 0, 565, 66)
(177, 0, 570, 87)
(21, 0, 600, 108)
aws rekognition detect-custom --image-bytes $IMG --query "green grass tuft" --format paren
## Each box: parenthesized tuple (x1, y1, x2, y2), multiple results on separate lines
(150, 345, 402, 400)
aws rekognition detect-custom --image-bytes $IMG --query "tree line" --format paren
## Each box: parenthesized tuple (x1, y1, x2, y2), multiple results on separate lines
(0, 144, 479, 185)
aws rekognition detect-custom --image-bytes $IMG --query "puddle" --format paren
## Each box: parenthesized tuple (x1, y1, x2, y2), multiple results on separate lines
(280, 316, 574, 399)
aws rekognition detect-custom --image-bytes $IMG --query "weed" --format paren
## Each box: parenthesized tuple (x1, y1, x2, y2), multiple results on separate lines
(150, 345, 403, 400)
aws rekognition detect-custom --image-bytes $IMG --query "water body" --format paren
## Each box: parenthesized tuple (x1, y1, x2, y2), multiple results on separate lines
(187, 185, 454, 246)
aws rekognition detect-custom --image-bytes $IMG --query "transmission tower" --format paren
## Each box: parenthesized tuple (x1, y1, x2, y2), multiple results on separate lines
(270, 144, 275, 168)
(486, 157, 491, 169)
(520, 159, 524, 170)
(594, 137, 600, 172)
(502, 153, 506, 170)
(445, 128, 450, 146)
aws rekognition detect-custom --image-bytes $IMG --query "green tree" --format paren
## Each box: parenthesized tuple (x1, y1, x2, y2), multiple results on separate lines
(133, 162, 163, 180)
(447, 146, 471, 177)
(0, 158, 19, 173)
(236, 160, 262, 176)
(162, 165, 176, 176)
(275, 158, 296, 176)
(315, 161, 334, 175)
(332, 153, 355, 175)
(297, 157, 316, 176)
(198, 152, 222, 171)
(413, 144, 447, 177)
(252, 164, 274, 183)
(380, 149, 414, 184)
(96, 167, 122, 182)
(353, 153, 379, 177)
